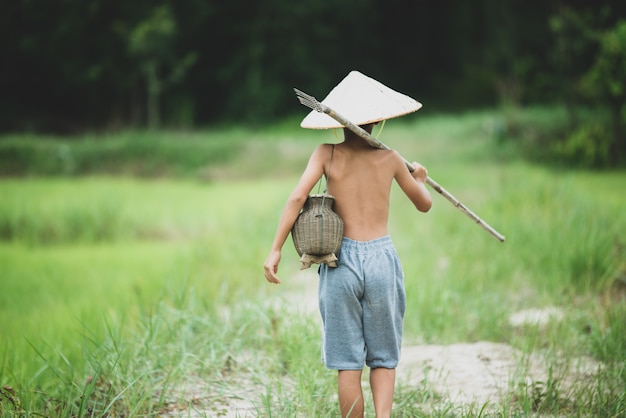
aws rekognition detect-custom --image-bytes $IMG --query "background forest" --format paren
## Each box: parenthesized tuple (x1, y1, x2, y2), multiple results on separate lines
(2, 0, 626, 168)
(1, 0, 625, 167)
(2, 1, 626, 416)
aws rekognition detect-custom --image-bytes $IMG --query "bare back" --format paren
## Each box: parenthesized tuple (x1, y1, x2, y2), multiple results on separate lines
(264, 126, 430, 285)
(325, 140, 400, 241)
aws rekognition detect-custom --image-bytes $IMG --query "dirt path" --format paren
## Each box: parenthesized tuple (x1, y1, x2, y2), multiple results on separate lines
(164, 270, 600, 416)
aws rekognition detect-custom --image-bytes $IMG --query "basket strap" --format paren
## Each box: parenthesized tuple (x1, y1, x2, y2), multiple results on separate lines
(323, 144, 335, 193)
(320, 144, 335, 214)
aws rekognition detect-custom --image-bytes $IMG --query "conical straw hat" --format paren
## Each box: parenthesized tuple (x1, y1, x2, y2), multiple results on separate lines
(300, 70, 422, 129)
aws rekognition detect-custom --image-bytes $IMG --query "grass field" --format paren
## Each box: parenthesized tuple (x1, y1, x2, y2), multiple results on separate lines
(1, 109, 625, 416)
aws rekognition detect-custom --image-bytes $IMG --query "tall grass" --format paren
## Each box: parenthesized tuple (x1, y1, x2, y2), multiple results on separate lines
(0, 123, 323, 179)
(1, 108, 625, 416)
(0, 130, 248, 177)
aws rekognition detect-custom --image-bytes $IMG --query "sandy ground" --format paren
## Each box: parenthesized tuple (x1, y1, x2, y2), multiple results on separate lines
(163, 270, 601, 417)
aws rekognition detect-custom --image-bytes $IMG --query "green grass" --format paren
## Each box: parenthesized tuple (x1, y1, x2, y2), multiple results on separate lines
(1, 108, 625, 416)
(0, 123, 324, 179)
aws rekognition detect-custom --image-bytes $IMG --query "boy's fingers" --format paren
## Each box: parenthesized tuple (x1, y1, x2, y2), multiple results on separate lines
(264, 266, 281, 284)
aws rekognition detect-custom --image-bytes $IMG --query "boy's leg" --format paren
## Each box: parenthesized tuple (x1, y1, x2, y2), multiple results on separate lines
(338, 370, 364, 418)
(370, 367, 395, 418)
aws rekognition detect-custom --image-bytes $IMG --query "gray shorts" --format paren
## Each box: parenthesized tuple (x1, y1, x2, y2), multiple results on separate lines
(318, 236, 406, 370)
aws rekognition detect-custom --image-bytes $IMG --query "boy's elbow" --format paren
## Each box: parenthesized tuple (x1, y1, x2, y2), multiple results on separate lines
(288, 191, 309, 207)
(416, 196, 432, 213)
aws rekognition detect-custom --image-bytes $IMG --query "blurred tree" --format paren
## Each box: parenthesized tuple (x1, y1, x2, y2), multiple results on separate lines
(207, 0, 380, 124)
(548, 5, 600, 124)
(544, 5, 626, 167)
(580, 20, 626, 165)
(0, 0, 129, 132)
(123, 5, 197, 129)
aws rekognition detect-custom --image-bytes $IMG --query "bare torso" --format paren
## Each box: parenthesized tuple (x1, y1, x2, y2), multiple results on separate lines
(325, 139, 397, 241)
(263, 126, 430, 284)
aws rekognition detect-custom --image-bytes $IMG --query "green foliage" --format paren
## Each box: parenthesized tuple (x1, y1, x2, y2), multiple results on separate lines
(553, 123, 613, 168)
(123, 5, 197, 129)
(5, 1, 626, 131)
(498, 104, 625, 168)
(581, 20, 626, 103)
(492, 9, 626, 168)
(589, 301, 626, 363)
(0, 130, 245, 177)
(535, 12, 626, 168)
(1, 116, 625, 416)
(0, 200, 128, 244)
(127, 6, 177, 60)
(580, 19, 626, 166)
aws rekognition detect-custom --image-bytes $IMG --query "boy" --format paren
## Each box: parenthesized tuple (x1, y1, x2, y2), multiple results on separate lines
(264, 71, 432, 417)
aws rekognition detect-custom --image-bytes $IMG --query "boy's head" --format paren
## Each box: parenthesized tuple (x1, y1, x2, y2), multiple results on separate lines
(300, 71, 421, 130)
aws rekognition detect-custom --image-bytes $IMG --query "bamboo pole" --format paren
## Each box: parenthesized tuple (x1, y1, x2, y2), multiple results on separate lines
(294, 88, 506, 242)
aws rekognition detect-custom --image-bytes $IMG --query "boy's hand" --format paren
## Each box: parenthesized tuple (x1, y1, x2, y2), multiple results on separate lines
(411, 162, 428, 183)
(264, 251, 282, 284)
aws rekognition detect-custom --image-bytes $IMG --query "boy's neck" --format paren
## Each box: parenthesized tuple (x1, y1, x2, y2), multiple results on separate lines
(343, 126, 375, 148)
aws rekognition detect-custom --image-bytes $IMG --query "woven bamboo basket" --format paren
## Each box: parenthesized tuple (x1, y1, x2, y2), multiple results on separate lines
(291, 194, 343, 266)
